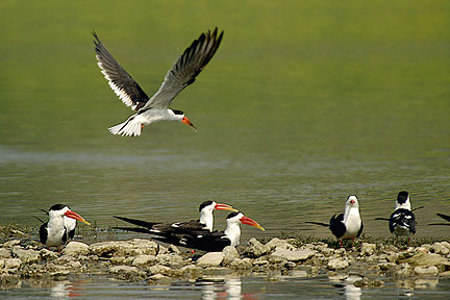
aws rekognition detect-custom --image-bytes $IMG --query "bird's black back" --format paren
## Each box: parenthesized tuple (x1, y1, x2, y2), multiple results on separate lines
(389, 209, 416, 234)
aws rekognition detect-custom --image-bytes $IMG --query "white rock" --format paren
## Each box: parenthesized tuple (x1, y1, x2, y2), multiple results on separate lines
(11, 248, 40, 263)
(222, 246, 239, 266)
(361, 243, 376, 256)
(0, 248, 11, 258)
(109, 265, 140, 275)
(132, 255, 157, 266)
(327, 258, 349, 270)
(414, 266, 439, 276)
(63, 241, 90, 256)
(271, 248, 316, 262)
(197, 252, 225, 267)
(5, 258, 22, 270)
(266, 238, 296, 250)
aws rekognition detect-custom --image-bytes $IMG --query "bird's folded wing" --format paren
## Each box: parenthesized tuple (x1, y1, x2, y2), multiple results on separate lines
(94, 32, 150, 111)
(143, 28, 223, 109)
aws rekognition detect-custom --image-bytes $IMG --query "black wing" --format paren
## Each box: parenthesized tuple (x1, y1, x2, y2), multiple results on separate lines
(94, 32, 150, 111)
(329, 213, 346, 239)
(114, 215, 161, 230)
(142, 28, 223, 109)
(389, 209, 416, 234)
(39, 222, 48, 244)
(357, 219, 364, 237)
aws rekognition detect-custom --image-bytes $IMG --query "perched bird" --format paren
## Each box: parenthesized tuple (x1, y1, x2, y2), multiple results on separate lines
(114, 200, 237, 235)
(39, 204, 91, 250)
(39, 208, 77, 240)
(428, 213, 450, 226)
(388, 191, 417, 240)
(306, 195, 364, 246)
(117, 211, 265, 252)
(94, 28, 224, 137)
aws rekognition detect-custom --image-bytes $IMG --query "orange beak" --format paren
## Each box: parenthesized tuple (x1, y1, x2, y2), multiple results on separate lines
(240, 216, 265, 231)
(214, 203, 238, 212)
(182, 116, 198, 131)
(64, 210, 91, 225)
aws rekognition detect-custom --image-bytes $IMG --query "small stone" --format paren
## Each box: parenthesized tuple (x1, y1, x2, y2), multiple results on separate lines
(180, 265, 203, 279)
(222, 246, 239, 266)
(399, 252, 450, 268)
(0, 248, 11, 258)
(266, 238, 296, 251)
(147, 265, 174, 276)
(230, 258, 252, 270)
(197, 252, 224, 267)
(168, 245, 181, 254)
(63, 241, 90, 256)
(327, 258, 349, 270)
(361, 243, 376, 256)
(3, 240, 20, 248)
(5, 258, 22, 270)
(440, 241, 450, 250)
(11, 248, 40, 264)
(148, 274, 171, 284)
(157, 253, 185, 268)
(132, 255, 157, 267)
(271, 248, 316, 262)
(432, 243, 450, 256)
(414, 266, 439, 276)
(245, 238, 270, 258)
(39, 248, 58, 260)
(109, 265, 140, 275)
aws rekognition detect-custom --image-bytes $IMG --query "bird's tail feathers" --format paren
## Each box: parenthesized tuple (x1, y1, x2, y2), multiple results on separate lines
(305, 221, 329, 227)
(108, 117, 142, 137)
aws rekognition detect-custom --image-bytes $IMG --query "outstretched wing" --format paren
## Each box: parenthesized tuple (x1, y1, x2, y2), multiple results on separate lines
(93, 32, 149, 111)
(142, 28, 223, 109)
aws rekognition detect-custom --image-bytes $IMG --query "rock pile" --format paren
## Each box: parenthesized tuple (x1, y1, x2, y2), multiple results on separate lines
(1, 238, 449, 286)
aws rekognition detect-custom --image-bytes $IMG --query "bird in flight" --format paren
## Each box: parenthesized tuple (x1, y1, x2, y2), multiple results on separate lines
(93, 28, 224, 137)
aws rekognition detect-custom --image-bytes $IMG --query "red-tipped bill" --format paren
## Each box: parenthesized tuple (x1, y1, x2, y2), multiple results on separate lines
(64, 210, 91, 225)
(240, 216, 265, 231)
(215, 203, 238, 212)
(182, 116, 198, 131)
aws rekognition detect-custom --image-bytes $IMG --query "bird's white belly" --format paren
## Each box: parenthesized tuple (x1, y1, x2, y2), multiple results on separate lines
(343, 215, 361, 238)
(46, 227, 66, 247)
(139, 109, 176, 125)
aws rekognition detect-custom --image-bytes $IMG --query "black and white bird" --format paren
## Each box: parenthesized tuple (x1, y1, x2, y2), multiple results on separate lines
(39, 204, 91, 250)
(114, 200, 237, 235)
(306, 195, 364, 245)
(94, 28, 223, 137)
(117, 211, 265, 252)
(389, 191, 417, 239)
(39, 208, 77, 240)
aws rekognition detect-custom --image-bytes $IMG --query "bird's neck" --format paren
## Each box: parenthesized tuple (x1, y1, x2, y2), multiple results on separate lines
(344, 206, 360, 223)
(199, 210, 214, 231)
(224, 222, 241, 247)
(395, 201, 411, 211)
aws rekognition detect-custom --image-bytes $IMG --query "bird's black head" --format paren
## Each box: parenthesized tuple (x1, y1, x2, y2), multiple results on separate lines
(199, 200, 214, 212)
(171, 109, 184, 116)
(49, 204, 70, 211)
(227, 211, 242, 219)
(397, 191, 409, 204)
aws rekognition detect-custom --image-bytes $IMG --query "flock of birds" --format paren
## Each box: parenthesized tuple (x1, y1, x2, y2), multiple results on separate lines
(37, 28, 448, 252)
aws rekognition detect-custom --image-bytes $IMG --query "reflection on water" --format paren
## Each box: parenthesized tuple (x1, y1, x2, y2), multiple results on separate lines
(1, 275, 449, 299)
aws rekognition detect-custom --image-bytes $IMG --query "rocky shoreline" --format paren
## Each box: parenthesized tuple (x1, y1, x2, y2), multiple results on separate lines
(1, 236, 449, 289)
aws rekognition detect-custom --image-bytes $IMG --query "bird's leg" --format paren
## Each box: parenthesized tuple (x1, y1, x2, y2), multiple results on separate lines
(339, 240, 343, 247)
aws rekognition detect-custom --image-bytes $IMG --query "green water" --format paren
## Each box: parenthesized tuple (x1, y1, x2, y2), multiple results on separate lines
(0, 1, 450, 297)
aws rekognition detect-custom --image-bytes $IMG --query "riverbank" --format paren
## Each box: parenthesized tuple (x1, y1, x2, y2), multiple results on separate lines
(1, 225, 449, 289)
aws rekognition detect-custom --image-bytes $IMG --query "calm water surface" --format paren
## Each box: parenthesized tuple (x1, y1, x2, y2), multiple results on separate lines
(1, 0, 449, 298)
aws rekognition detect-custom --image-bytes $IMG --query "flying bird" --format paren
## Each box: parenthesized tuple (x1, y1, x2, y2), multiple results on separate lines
(306, 195, 364, 246)
(93, 28, 224, 136)
(39, 204, 91, 251)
